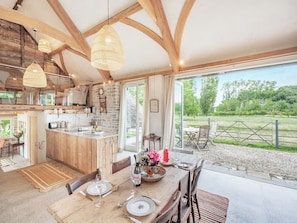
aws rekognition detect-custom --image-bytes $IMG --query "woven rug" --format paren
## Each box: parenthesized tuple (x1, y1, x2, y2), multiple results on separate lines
(191, 189, 229, 223)
(18, 162, 76, 192)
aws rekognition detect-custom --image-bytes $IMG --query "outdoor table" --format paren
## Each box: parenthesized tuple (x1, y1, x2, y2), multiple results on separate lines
(48, 151, 200, 223)
(184, 127, 199, 146)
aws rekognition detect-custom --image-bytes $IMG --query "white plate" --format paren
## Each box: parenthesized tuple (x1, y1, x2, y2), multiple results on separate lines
(126, 197, 155, 216)
(177, 162, 189, 168)
(86, 181, 112, 196)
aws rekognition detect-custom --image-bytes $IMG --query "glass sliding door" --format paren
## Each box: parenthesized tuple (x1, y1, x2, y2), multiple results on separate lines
(174, 81, 184, 148)
(124, 82, 144, 152)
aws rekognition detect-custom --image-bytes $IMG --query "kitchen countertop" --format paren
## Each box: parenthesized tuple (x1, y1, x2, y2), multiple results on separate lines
(46, 128, 117, 139)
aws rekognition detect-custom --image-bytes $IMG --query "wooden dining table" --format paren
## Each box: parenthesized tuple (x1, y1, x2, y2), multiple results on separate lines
(48, 151, 200, 223)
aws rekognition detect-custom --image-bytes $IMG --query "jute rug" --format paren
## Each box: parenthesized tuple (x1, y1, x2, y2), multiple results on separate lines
(191, 189, 229, 223)
(18, 162, 76, 192)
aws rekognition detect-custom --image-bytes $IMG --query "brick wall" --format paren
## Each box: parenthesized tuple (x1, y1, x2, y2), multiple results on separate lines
(92, 82, 120, 134)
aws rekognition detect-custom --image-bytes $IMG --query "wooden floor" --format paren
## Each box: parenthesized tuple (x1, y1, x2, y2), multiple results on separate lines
(191, 189, 229, 223)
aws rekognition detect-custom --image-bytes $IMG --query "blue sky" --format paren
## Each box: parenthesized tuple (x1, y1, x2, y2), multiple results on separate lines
(194, 62, 297, 106)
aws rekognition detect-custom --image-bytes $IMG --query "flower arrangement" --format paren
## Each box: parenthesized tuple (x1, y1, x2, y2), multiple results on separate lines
(13, 130, 23, 143)
(140, 149, 160, 166)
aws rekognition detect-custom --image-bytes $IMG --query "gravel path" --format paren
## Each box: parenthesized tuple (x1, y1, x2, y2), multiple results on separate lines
(193, 143, 297, 181)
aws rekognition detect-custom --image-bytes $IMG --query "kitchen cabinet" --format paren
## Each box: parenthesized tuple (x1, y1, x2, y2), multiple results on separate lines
(46, 129, 118, 175)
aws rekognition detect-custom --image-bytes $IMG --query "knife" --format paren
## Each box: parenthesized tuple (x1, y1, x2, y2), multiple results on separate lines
(123, 213, 142, 223)
(142, 195, 161, 206)
(79, 191, 93, 201)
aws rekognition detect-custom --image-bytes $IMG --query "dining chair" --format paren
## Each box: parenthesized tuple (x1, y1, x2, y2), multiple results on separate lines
(65, 168, 100, 195)
(112, 156, 131, 174)
(178, 171, 191, 223)
(190, 160, 204, 222)
(152, 190, 181, 223)
(194, 125, 210, 150)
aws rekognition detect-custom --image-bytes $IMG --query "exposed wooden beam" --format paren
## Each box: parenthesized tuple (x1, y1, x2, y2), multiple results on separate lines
(182, 47, 297, 73)
(152, 0, 180, 73)
(58, 52, 68, 75)
(47, 0, 111, 82)
(0, 6, 82, 51)
(137, 0, 157, 22)
(121, 18, 165, 50)
(83, 3, 142, 37)
(111, 46, 297, 83)
(48, 44, 69, 58)
(175, 0, 196, 55)
(47, 0, 90, 57)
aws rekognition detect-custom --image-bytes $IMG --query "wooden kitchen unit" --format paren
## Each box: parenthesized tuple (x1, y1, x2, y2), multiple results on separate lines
(46, 129, 118, 176)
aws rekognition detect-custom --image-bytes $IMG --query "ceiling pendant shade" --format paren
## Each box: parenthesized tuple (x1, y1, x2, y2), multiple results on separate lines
(38, 38, 51, 53)
(91, 25, 124, 71)
(23, 61, 47, 88)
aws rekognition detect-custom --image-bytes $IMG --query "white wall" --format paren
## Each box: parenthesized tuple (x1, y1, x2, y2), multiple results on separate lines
(149, 75, 164, 140)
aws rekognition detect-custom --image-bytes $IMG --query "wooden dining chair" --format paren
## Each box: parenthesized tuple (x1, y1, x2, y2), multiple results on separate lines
(112, 156, 131, 174)
(194, 125, 210, 150)
(152, 190, 181, 223)
(190, 160, 204, 222)
(65, 168, 100, 195)
(178, 171, 191, 223)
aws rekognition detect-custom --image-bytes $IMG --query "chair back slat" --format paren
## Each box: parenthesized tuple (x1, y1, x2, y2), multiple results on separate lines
(112, 156, 131, 174)
(65, 169, 100, 195)
(152, 191, 181, 223)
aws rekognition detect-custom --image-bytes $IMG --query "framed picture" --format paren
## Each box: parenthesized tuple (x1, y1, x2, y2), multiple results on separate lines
(150, 99, 159, 113)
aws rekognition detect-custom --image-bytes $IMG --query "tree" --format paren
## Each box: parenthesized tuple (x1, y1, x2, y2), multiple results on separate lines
(182, 79, 199, 116)
(200, 76, 219, 115)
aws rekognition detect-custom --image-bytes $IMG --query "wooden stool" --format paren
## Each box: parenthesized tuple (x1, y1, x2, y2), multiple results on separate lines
(142, 134, 161, 150)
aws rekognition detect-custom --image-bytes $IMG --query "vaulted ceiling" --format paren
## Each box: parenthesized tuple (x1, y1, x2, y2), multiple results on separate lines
(0, 0, 297, 85)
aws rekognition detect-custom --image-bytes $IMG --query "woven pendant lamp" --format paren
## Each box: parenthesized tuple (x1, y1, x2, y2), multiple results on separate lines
(91, 24, 124, 71)
(23, 61, 47, 88)
(38, 38, 51, 53)
(23, 28, 47, 88)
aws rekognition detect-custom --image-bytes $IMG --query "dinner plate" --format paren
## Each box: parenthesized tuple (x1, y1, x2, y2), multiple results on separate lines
(160, 159, 174, 166)
(86, 181, 112, 196)
(177, 162, 189, 168)
(126, 197, 155, 216)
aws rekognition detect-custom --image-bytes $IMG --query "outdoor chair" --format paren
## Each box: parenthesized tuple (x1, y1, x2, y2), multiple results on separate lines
(190, 160, 204, 222)
(152, 191, 181, 223)
(112, 156, 131, 174)
(194, 125, 210, 150)
(65, 168, 100, 195)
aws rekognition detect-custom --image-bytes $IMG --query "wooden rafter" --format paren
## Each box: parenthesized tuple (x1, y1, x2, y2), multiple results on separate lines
(151, 0, 179, 73)
(121, 18, 165, 50)
(137, 0, 157, 22)
(175, 0, 196, 55)
(83, 3, 142, 38)
(113, 46, 297, 83)
(47, 0, 111, 81)
(0, 5, 82, 51)
(58, 52, 68, 75)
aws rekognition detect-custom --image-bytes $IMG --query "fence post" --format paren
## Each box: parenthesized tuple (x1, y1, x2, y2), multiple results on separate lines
(208, 117, 210, 125)
(275, 120, 279, 149)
